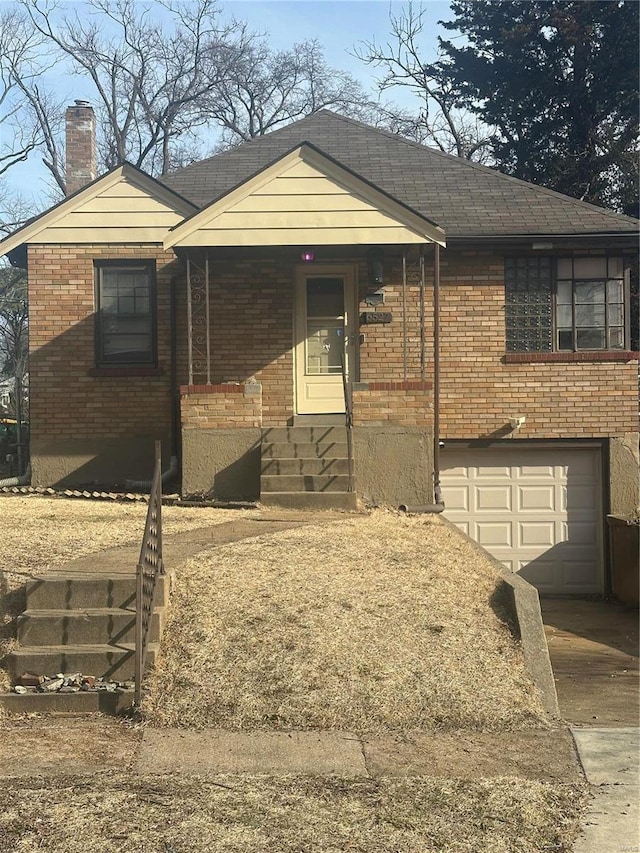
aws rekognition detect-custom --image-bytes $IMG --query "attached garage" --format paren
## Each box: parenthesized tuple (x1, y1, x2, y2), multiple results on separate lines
(440, 444, 604, 595)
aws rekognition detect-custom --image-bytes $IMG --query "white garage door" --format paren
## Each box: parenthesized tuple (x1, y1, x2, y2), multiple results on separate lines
(440, 445, 603, 595)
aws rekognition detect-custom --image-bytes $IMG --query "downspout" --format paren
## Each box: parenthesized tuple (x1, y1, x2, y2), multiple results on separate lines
(124, 275, 180, 491)
(433, 242, 443, 508)
(0, 462, 31, 488)
(170, 274, 180, 464)
(399, 242, 444, 515)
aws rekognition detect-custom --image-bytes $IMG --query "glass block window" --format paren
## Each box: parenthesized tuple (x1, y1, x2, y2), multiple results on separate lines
(506, 255, 632, 352)
(505, 257, 553, 352)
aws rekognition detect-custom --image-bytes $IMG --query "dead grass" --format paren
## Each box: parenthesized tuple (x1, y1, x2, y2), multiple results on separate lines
(144, 511, 547, 733)
(0, 496, 255, 693)
(0, 496, 255, 588)
(0, 771, 587, 853)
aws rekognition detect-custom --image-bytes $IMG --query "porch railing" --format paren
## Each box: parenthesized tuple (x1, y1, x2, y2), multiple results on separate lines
(134, 441, 164, 706)
(340, 339, 355, 493)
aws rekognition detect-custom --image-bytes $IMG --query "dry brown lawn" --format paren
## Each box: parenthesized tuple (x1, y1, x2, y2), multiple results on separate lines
(0, 771, 587, 853)
(0, 504, 587, 849)
(0, 495, 256, 587)
(144, 511, 548, 733)
(0, 496, 255, 692)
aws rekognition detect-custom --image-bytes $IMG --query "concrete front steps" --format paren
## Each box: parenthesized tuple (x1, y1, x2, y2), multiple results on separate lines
(3, 572, 168, 713)
(260, 425, 357, 510)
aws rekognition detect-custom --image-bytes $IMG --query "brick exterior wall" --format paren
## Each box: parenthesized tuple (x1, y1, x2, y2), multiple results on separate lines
(189, 257, 295, 426)
(28, 244, 637, 478)
(350, 249, 637, 439)
(437, 250, 639, 439)
(181, 383, 262, 428)
(352, 381, 433, 426)
(28, 244, 179, 451)
(357, 256, 432, 383)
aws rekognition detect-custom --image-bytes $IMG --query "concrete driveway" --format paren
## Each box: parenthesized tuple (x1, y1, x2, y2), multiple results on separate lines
(541, 597, 639, 853)
(541, 597, 638, 727)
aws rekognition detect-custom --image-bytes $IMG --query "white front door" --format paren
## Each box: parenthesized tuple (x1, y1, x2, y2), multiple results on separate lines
(295, 266, 355, 414)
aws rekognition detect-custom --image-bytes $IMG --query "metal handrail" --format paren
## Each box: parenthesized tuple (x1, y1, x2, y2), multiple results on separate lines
(134, 440, 164, 706)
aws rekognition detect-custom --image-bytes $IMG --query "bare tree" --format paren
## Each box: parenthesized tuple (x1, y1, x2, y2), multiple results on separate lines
(19, 0, 258, 179)
(2, 0, 385, 196)
(0, 7, 46, 178)
(355, 3, 492, 161)
(207, 37, 379, 148)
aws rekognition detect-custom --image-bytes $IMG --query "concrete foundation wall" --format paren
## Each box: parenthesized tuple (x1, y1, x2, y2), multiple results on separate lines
(353, 426, 434, 507)
(609, 433, 640, 516)
(30, 435, 171, 488)
(181, 428, 262, 499)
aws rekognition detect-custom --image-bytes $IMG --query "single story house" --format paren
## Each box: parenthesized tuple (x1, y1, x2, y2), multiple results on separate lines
(0, 104, 638, 596)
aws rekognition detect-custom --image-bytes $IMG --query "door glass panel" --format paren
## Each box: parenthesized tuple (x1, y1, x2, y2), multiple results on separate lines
(305, 277, 344, 375)
(307, 278, 344, 317)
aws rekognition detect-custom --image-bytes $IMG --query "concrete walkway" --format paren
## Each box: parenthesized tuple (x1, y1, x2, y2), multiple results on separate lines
(46, 511, 333, 576)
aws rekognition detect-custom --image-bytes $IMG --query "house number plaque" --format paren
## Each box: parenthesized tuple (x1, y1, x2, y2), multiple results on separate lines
(360, 311, 392, 325)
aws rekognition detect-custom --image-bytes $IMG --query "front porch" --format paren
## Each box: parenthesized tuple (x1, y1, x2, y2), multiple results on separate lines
(179, 378, 434, 507)
(168, 142, 445, 508)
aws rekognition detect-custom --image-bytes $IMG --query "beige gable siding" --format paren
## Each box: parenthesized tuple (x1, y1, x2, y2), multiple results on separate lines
(169, 152, 439, 247)
(28, 178, 188, 244)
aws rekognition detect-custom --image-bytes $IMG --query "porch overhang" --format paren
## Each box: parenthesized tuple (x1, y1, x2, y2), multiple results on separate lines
(164, 143, 446, 250)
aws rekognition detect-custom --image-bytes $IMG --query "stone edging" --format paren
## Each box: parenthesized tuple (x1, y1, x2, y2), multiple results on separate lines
(438, 515, 560, 718)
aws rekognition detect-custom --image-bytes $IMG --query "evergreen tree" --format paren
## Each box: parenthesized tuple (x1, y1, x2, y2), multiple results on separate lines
(438, 0, 639, 214)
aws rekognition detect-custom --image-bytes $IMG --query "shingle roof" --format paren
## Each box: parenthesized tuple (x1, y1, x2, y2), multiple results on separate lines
(162, 110, 638, 239)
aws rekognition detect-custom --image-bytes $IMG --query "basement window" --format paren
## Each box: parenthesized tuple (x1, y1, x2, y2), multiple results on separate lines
(95, 262, 156, 366)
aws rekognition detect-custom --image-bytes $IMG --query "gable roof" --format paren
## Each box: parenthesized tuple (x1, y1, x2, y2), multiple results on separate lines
(165, 143, 446, 249)
(0, 163, 198, 256)
(163, 110, 638, 240)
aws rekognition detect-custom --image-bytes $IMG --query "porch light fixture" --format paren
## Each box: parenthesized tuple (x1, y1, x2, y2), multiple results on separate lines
(301, 250, 315, 262)
(367, 247, 384, 286)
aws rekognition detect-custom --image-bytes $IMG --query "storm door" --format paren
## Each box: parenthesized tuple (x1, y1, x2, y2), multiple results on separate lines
(295, 267, 355, 414)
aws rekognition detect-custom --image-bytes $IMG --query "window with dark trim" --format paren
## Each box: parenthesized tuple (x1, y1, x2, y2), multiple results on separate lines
(505, 256, 632, 352)
(95, 262, 156, 366)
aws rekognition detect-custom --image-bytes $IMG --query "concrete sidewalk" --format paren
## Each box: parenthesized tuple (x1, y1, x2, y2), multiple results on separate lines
(135, 727, 582, 781)
(571, 728, 639, 853)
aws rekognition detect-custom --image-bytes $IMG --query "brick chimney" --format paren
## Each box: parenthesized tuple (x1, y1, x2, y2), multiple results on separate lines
(65, 100, 97, 196)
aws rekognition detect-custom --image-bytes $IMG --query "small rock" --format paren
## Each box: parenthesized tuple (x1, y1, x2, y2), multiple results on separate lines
(42, 677, 64, 692)
(59, 686, 81, 693)
(63, 672, 83, 686)
(14, 685, 27, 694)
(81, 675, 96, 688)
